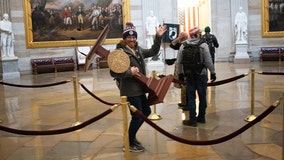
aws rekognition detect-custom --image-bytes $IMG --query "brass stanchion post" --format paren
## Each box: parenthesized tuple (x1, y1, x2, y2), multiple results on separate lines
(121, 96, 129, 159)
(245, 68, 256, 122)
(72, 76, 81, 126)
(148, 70, 162, 120)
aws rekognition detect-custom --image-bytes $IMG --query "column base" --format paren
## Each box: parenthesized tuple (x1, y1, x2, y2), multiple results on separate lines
(234, 57, 250, 64)
(0, 57, 20, 80)
(234, 42, 250, 64)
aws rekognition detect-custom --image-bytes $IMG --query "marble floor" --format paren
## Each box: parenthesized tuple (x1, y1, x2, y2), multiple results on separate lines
(0, 61, 283, 160)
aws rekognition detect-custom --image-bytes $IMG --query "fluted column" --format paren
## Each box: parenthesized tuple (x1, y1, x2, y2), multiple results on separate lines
(0, 0, 11, 17)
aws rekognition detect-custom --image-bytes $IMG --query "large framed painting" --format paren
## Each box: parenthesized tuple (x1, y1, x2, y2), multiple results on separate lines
(261, 0, 284, 37)
(23, 0, 130, 48)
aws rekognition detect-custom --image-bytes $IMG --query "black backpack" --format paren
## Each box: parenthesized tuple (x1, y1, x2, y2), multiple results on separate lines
(181, 40, 204, 77)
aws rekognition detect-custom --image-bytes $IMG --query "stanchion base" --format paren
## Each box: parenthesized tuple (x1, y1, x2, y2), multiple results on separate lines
(244, 115, 256, 122)
(72, 121, 81, 126)
(148, 113, 162, 120)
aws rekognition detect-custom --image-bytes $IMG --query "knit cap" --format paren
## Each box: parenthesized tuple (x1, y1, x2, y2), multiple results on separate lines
(204, 26, 211, 33)
(189, 26, 202, 36)
(122, 22, 138, 39)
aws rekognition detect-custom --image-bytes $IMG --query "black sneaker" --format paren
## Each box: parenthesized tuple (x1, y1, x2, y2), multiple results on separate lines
(183, 120, 197, 127)
(197, 117, 206, 123)
(133, 139, 141, 145)
(133, 139, 145, 150)
(123, 143, 145, 153)
(129, 144, 145, 152)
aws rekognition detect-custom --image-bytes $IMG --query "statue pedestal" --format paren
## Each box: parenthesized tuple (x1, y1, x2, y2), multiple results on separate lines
(234, 42, 250, 63)
(0, 57, 20, 80)
(146, 60, 164, 75)
(146, 50, 164, 75)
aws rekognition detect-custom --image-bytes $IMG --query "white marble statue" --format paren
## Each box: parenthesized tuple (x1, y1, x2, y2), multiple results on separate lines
(0, 13, 15, 58)
(146, 10, 159, 48)
(234, 7, 247, 43)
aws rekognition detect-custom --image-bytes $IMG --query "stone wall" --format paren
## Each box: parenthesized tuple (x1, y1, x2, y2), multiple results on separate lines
(247, 0, 284, 61)
(212, 0, 284, 61)
(4, 0, 284, 74)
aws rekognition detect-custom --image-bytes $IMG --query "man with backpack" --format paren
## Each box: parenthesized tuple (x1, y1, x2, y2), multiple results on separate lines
(176, 26, 216, 127)
(202, 26, 219, 65)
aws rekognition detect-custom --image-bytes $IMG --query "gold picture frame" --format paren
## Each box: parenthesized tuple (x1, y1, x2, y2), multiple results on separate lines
(261, 0, 284, 37)
(23, 0, 130, 48)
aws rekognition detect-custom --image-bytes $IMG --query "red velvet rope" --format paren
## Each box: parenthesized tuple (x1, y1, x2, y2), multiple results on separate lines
(0, 108, 113, 135)
(258, 72, 284, 75)
(79, 83, 117, 106)
(0, 80, 71, 88)
(158, 73, 248, 86)
(131, 99, 280, 145)
(207, 73, 248, 86)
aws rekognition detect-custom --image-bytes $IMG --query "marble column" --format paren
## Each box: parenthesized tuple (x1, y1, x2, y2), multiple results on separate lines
(0, 0, 11, 16)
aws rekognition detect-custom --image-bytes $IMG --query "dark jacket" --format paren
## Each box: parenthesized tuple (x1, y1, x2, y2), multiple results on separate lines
(110, 35, 162, 97)
(170, 42, 181, 50)
(202, 33, 219, 54)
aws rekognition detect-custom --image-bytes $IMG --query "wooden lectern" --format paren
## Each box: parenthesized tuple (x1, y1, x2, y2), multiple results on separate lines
(84, 25, 173, 105)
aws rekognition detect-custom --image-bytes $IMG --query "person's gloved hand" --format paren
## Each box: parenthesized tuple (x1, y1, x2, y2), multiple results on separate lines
(210, 73, 216, 82)
(178, 73, 185, 82)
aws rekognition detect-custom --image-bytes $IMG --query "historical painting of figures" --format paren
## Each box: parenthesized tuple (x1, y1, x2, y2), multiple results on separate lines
(262, 0, 284, 37)
(23, 0, 130, 48)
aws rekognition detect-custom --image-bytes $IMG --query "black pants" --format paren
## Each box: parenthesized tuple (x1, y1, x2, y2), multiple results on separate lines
(127, 95, 151, 145)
